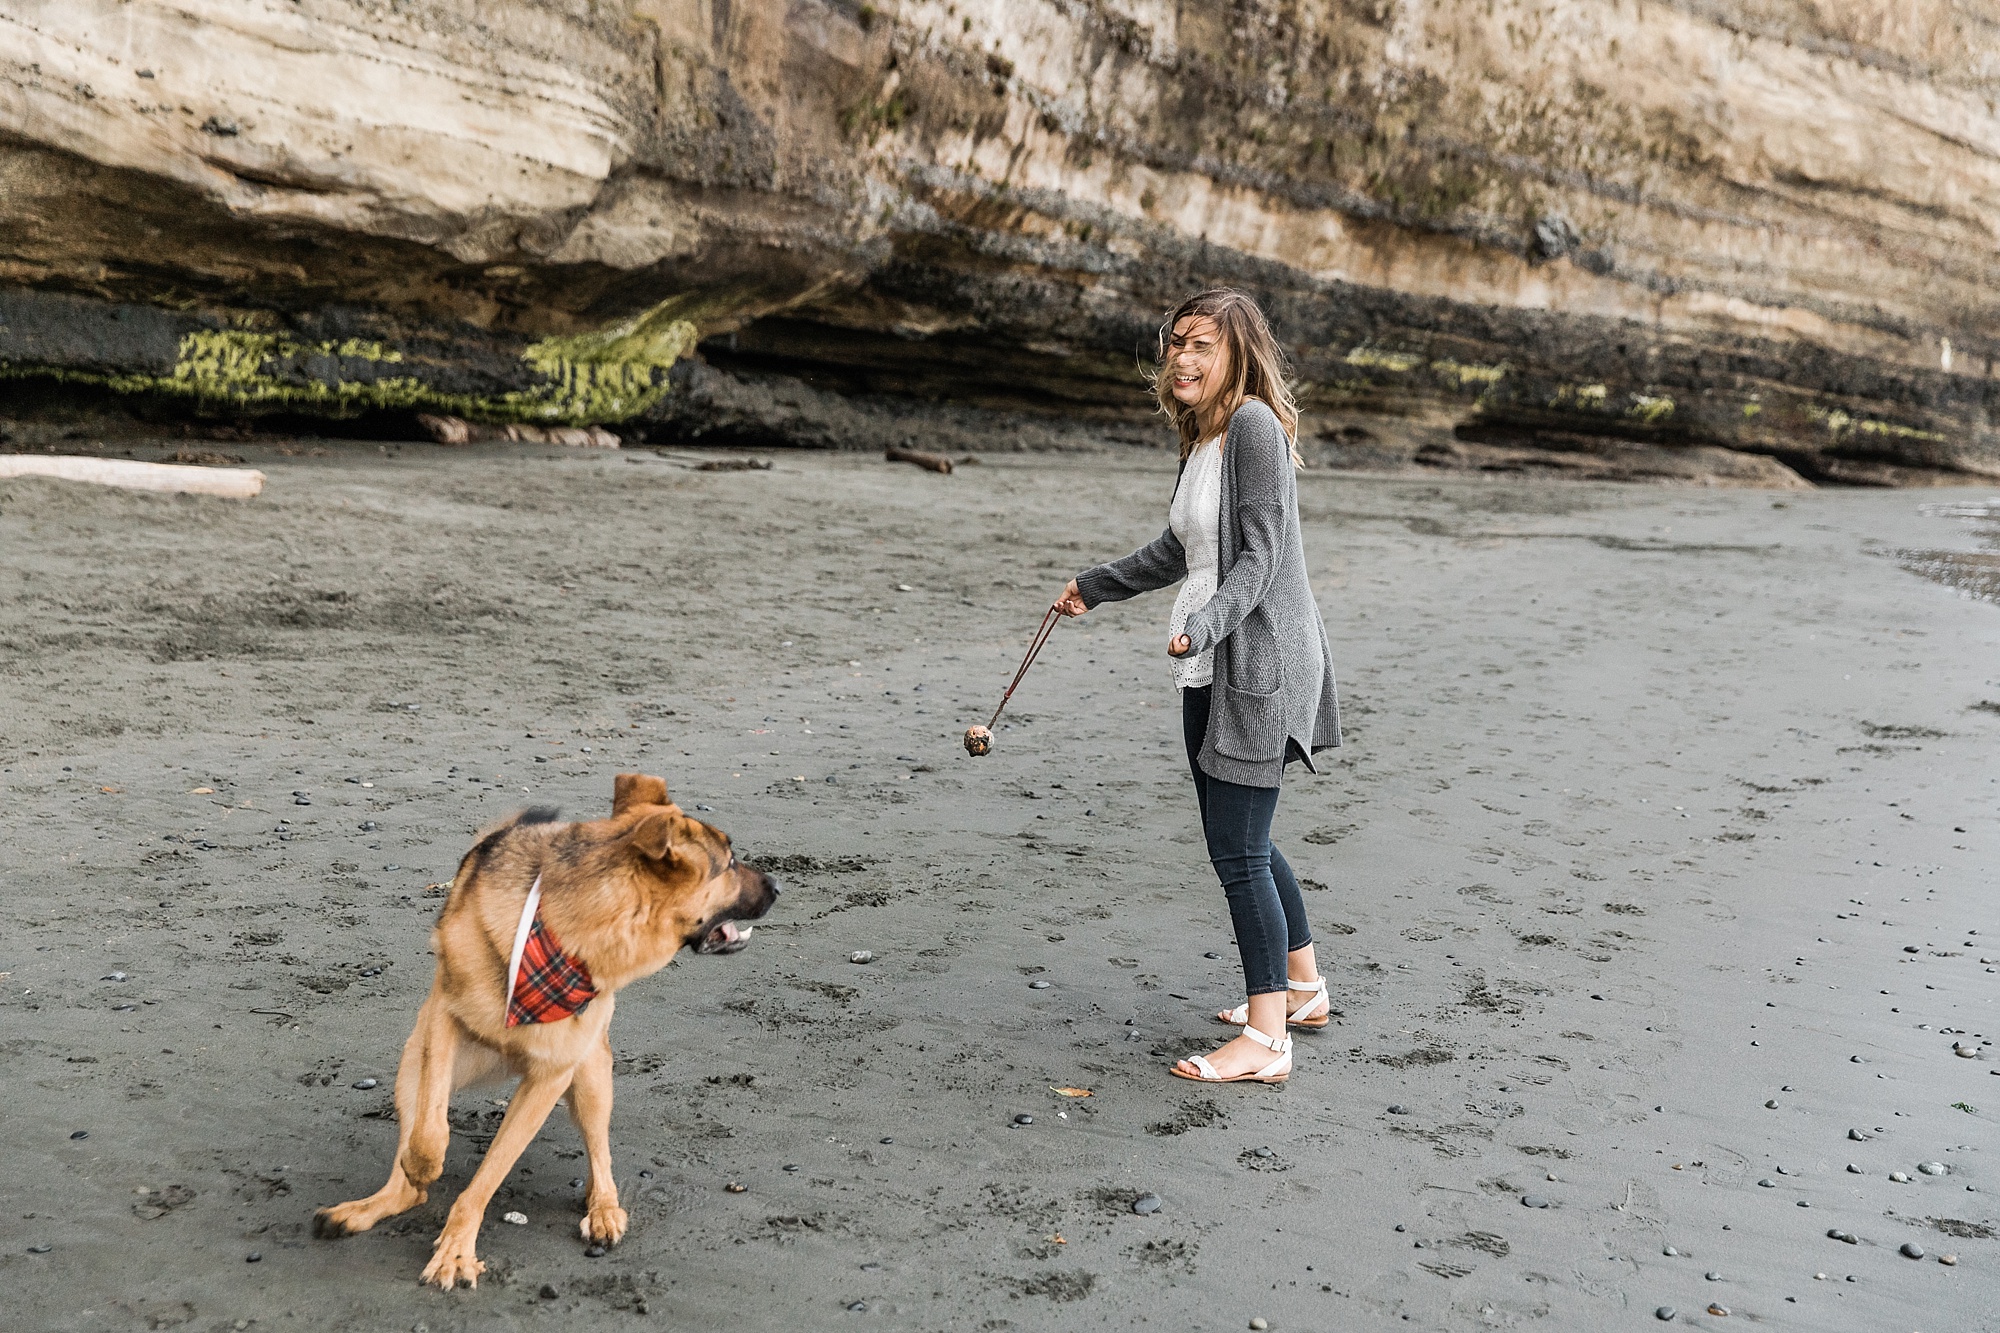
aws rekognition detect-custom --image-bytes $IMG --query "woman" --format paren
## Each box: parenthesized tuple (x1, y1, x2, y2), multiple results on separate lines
(1054, 288, 1341, 1085)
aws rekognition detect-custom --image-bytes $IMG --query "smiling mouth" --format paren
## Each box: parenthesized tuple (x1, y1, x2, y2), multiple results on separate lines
(695, 919, 753, 955)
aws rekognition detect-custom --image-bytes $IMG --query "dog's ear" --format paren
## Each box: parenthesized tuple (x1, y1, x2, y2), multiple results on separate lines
(626, 810, 679, 864)
(613, 772, 670, 816)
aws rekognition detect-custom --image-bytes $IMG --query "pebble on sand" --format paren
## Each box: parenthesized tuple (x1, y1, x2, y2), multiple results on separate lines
(352, 1078, 378, 1090)
(1758, 1178, 1775, 1187)
(1705, 1271, 1722, 1281)
(1662, 1246, 1678, 1256)
(1386, 1104, 1410, 1115)
(246, 1252, 262, 1263)
(1918, 1161, 1948, 1176)
(1827, 1229, 1858, 1244)
(1249, 1320, 1269, 1331)
(1132, 1193, 1163, 1215)
(1707, 1304, 1729, 1317)
(1520, 1194, 1550, 1209)
(1655, 1308, 1676, 1322)
(1014, 1114, 1034, 1126)
(1900, 1242, 1925, 1259)
(1028, 980, 1050, 989)
(1204, 952, 1222, 960)
(68, 1131, 87, 1140)
(848, 951, 874, 964)
(725, 1182, 746, 1193)
(1848, 1128, 1870, 1141)
(27, 1244, 51, 1254)
(848, 1302, 868, 1313)
(501, 1211, 527, 1225)
(1941, 1253, 1958, 1265)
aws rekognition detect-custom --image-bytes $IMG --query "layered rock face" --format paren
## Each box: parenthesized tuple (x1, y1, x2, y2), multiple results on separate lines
(4, 1, 1999, 482)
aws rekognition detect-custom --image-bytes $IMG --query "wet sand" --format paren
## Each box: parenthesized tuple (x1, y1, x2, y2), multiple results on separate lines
(2, 445, 1996, 1331)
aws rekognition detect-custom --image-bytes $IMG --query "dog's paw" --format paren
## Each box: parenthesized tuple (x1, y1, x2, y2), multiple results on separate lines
(419, 1236, 485, 1291)
(313, 1202, 371, 1239)
(313, 1185, 426, 1239)
(580, 1201, 628, 1246)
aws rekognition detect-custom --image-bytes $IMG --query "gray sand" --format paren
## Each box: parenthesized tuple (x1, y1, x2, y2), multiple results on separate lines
(2, 447, 1995, 1331)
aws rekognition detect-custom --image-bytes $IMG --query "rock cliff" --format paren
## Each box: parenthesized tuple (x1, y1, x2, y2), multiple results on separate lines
(5, 1, 1999, 482)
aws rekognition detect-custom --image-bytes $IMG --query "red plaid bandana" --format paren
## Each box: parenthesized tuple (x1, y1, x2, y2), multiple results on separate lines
(505, 876, 596, 1027)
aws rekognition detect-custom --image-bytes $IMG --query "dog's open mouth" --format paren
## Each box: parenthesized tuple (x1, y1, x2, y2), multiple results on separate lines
(694, 920, 754, 955)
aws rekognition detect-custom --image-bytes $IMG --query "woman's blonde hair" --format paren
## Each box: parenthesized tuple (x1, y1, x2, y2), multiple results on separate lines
(1148, 287, 1303, 467)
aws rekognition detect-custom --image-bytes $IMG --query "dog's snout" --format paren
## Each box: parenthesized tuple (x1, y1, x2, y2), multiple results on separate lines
(732, 864, 778, 920)
(738, 861, 777, 902)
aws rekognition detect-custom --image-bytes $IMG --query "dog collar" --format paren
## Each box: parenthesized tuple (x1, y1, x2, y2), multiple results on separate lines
(504, 874, 596, 1026)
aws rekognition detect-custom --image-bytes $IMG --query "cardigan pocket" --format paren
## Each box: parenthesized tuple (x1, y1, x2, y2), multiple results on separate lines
(1210, 679, 1286, 761)
(1224, 612, 1282, 694)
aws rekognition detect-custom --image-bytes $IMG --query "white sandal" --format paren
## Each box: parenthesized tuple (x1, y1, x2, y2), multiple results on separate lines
(1169, 1023, 1292, 1084)
(1215, 977, 1330, 1030)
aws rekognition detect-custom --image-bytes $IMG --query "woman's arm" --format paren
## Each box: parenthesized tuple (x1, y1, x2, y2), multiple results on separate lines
(1176, 406, 1289, 655)
(1072, 527, 1187, 609)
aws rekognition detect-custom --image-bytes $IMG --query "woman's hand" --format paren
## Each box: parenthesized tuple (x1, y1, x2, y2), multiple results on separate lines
(1053, 578, 1089, 617)
(1168, 633, 1192, 658)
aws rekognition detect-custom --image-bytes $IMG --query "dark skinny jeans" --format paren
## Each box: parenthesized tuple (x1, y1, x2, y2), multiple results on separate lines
(1182, 684, 1314, 997)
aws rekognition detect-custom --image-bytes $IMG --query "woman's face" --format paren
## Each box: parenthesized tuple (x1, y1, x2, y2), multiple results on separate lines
(1167, 314, 1230, 417)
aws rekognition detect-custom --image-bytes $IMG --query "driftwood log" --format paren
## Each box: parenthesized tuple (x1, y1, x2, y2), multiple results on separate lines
(417, 414, 619, 448)
(0, 455, 265, 498)
(885, 446, 953, 474)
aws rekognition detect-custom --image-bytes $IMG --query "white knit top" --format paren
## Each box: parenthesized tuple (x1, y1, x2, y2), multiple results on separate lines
(1168, 437, 1223, 689)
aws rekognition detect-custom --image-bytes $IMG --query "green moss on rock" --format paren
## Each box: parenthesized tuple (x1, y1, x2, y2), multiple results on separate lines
(2, 306, 701, 425)
(512, 304, 700, 423)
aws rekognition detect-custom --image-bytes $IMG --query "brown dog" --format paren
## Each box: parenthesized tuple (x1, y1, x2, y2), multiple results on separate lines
(312, 773, 777, 1289)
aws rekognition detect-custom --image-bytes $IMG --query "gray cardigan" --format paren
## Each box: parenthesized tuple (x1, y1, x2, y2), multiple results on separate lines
(1075, 398, 1341, 787)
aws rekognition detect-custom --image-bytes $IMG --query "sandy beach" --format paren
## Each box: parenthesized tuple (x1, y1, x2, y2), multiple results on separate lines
(2, 445, 1995, 1332)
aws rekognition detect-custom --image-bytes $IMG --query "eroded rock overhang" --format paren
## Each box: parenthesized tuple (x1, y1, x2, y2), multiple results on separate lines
(3, 1, 1997, 483)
